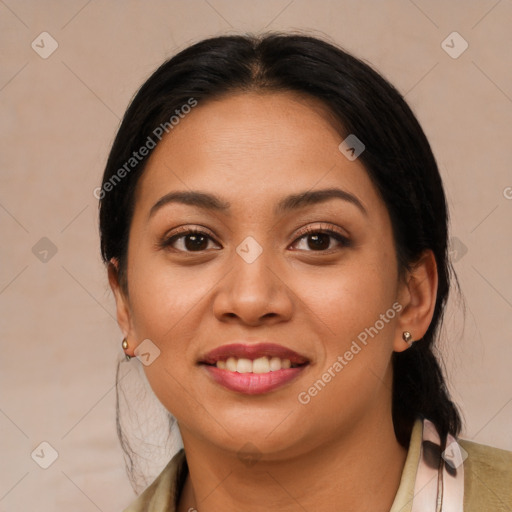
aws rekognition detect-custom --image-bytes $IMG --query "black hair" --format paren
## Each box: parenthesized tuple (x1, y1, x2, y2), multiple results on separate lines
(99, 32, 463, 482)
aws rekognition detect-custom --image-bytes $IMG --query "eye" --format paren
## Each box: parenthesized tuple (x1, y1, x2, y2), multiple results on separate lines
(159, 224, 350, 254)
(291, 224, 350, 252)
(159, 227, 220, 253)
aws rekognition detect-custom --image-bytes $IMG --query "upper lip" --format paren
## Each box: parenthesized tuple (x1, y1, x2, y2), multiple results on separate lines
(198, 342, 310, 365)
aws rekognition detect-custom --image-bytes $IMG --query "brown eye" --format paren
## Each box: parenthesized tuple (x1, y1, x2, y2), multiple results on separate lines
(292, 225, 350, 252)
(303, 232, 332, 250)
(160, 228, 220, 252)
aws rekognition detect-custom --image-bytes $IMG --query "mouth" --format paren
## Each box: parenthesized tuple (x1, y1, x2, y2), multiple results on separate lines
(198, 342, 310, 371)
(198, 342, 310, 395)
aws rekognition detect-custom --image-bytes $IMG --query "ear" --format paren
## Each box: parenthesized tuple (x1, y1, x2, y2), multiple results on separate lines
(108, 259, 136, 357)
(393, 249, 438, 353)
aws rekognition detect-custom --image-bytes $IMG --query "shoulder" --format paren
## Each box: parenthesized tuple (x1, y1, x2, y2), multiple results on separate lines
(458, 438, 512, 511)
(122, 449, 187, 512)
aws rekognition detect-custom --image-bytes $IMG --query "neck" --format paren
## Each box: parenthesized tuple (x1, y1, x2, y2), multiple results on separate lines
(177, 411, 408, 512)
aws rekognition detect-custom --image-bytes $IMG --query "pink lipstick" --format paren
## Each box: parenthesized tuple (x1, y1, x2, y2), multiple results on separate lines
(198, 342, 309, 395)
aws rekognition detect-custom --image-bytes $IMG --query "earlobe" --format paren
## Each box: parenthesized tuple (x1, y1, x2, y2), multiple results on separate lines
(108, 259, 135, 355)
(393, 249, 438, 353)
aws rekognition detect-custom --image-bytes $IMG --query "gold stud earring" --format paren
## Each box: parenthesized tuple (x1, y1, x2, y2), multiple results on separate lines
(122, 338, 131, 360)
(402, 331, 413, 346)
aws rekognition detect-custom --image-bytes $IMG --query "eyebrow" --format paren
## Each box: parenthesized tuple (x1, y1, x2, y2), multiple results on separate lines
(148, 187, 367, 219)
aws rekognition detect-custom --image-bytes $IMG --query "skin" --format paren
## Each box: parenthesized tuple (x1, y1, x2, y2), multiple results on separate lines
(109, 91, 438, 512)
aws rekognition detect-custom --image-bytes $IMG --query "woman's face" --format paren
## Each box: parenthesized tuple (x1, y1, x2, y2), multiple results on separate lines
(115, 91, 412, 459)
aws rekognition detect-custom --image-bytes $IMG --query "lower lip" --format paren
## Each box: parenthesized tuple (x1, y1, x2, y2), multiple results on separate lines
(201, 364, 308, 395)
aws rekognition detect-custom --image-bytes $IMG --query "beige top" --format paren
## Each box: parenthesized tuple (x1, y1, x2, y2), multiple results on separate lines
(123, 418, 512, 511)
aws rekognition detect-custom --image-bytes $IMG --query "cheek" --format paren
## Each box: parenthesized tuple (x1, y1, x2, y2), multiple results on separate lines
(125, 254, 221, 391)
(126, 262, 208, 420)
(292, 262, 398, 428)
(127, 252, 212, 338)
(301, 250, 398, 343)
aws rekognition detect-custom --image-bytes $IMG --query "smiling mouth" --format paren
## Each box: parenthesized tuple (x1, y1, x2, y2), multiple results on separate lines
(200, 358, 309, 395)
(202, 356, 308, 373)
(198, 342, 310, 372)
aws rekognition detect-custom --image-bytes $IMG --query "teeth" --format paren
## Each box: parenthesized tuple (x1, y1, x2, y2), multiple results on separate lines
(236, 358, 252, 373)
(215, 356, 295, 373)
(226, 357, 237, 372)
(269, 356, 282, 371)
(253, 356, 270, 373)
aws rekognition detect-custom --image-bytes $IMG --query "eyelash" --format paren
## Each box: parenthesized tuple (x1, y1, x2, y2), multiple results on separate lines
(159, 224, 350, 253)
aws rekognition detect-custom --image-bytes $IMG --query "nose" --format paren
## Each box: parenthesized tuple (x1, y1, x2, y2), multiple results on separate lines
(211, 242, 294, 327)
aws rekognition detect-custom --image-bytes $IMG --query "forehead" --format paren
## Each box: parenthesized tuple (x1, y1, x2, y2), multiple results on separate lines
(134, 91, 383, 219)
(146, 91, 343, 167)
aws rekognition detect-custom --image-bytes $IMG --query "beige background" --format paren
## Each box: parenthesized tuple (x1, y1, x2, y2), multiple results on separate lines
(1, 0, 511, 510)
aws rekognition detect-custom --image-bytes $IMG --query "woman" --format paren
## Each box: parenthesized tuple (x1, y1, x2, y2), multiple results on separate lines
(98, 33, 512, 511)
